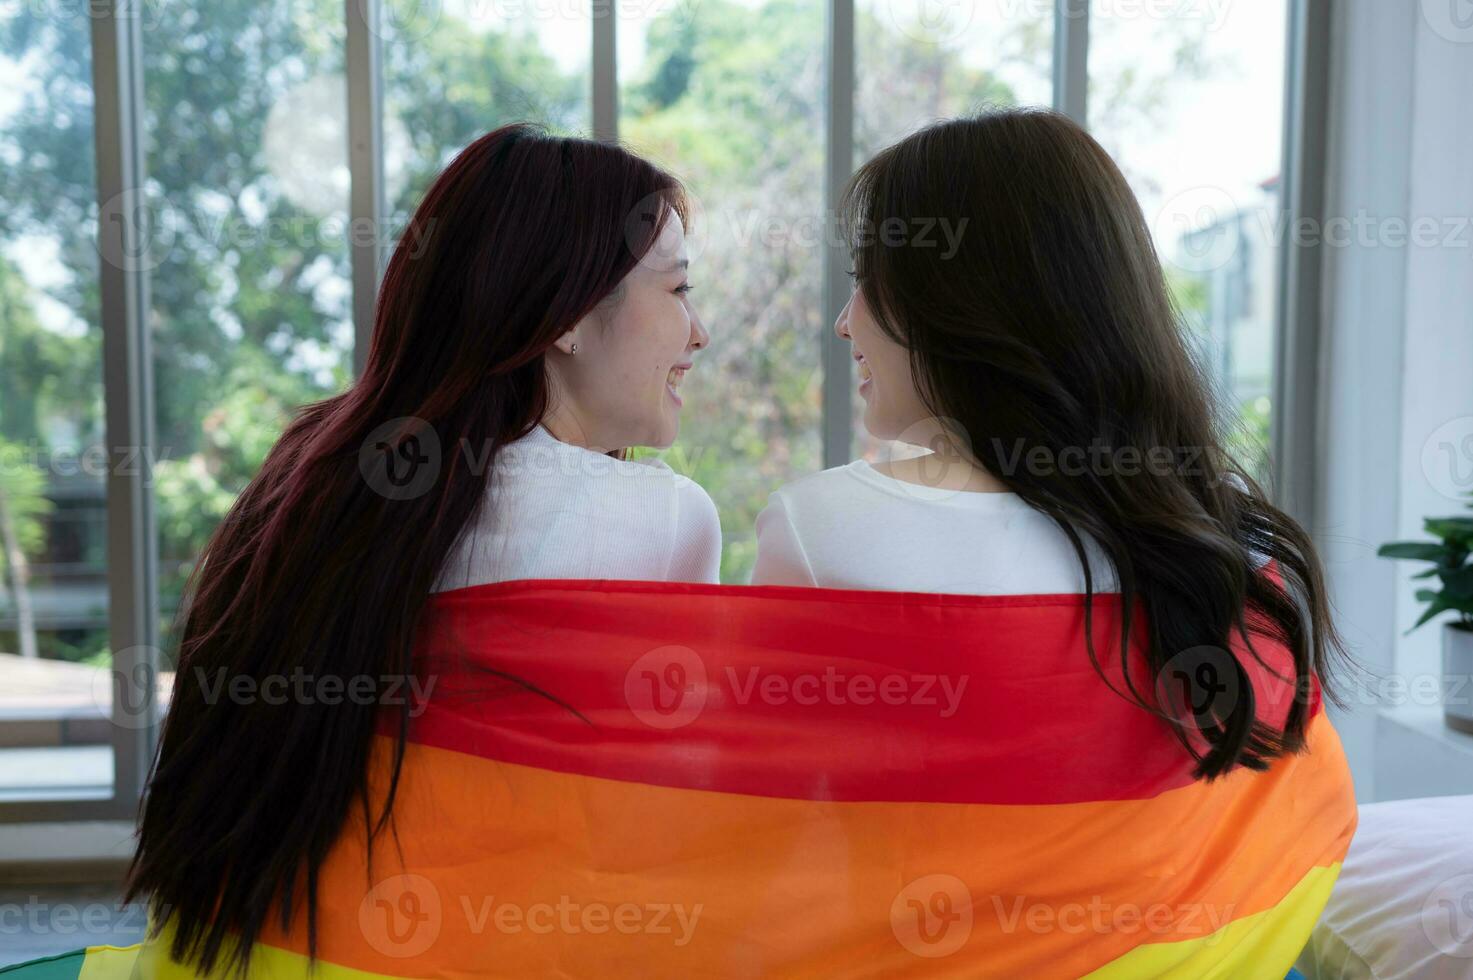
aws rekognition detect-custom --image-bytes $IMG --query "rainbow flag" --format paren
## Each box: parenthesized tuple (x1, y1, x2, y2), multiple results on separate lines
(4, 580, 1357, 978)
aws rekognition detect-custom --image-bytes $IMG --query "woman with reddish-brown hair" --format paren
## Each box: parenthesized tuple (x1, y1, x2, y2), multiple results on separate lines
(122, 124, 716, 975)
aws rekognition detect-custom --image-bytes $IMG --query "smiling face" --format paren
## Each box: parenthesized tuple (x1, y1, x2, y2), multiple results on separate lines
(544, 212, 708, 451)
(835, 284, 930, 443)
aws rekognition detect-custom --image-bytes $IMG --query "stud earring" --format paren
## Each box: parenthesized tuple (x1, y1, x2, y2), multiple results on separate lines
(571, 343, 578, 353)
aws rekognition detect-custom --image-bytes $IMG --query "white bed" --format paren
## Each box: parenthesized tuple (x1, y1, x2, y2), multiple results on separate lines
(1295, 794, 1473, 979)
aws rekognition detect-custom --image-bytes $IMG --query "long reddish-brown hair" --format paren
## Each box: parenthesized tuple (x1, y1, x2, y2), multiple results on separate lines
(122, 123, 686, 976)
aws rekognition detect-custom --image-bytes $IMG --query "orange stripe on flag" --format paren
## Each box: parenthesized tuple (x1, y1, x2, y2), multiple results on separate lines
(257, 708, 1355, 977)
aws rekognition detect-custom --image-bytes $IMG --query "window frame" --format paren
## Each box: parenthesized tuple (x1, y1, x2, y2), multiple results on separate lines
(0, 0, 1327, 823)
(2, 0, 159, 824)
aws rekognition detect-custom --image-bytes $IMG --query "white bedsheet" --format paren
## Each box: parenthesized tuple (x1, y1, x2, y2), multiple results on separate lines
(1296, 794, 1473, 979)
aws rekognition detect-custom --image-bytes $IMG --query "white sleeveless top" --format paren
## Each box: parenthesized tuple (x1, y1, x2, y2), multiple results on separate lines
(749, 459, 1118, 594)
(431, 423, 722, 592)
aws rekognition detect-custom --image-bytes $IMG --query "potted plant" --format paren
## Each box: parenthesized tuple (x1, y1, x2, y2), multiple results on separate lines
(1378, 497, 1473, 734)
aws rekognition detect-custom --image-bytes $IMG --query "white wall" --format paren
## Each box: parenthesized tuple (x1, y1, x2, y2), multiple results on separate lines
(1318, 0, 1473, 802)
(1396, 3, 1473, 683)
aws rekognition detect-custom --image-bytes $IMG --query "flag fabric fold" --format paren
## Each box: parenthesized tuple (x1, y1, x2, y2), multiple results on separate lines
(3, 579, 1357, 979)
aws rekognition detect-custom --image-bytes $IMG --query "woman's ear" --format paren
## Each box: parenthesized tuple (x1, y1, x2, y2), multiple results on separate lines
(551, 325, 583, 356)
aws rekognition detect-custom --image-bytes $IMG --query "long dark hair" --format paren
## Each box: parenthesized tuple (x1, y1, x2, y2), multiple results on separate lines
(842, 108, 1358, 779)
(121, 123, 687, 975)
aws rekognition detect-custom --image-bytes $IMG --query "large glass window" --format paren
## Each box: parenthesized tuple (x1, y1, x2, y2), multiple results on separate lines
(0, 9, 113, 799)
(143, 0, 353, 664)
(619, 0, 825, 583)
(1089, 1, 1289, 474)
(0, 0, 1312, 817)
(856, 0, 1053, 158)
(381, 0, 591, 224)
(852, 0, 1055, 463)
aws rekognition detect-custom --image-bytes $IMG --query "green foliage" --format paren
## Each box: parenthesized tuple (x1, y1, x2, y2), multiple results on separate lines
(0, 434, 56, 659)
(382, 14, 585, 212)
(1226, 395, 1272, 484)
(0, 224, 101, 458)
(1378, 497, 1473, 632)
(0, 437, 54, 558)
(0, 0, 1263, 636)
(1166, 267, 1210, 322)
(628, 12, 699, 113)
(619, 0, 1037, 582)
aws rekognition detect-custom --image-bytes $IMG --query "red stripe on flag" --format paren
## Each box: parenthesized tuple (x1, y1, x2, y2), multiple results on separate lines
(382, 580, 1318, 806)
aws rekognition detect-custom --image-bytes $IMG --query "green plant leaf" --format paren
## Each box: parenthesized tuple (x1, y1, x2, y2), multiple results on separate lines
(1377, 542, 1450, 562)
(1425, 517, 1473, 547)
(1412, 595, 1455, 631)
(1440, 566, 1473, 601)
